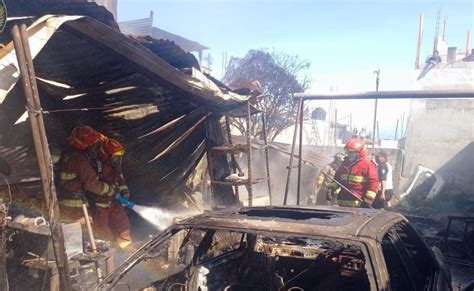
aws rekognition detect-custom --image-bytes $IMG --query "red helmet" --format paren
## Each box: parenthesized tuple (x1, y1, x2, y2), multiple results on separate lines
(68, 126, 102, 150)
(98, 139, 125, 161)
(345, 138, 366, 154)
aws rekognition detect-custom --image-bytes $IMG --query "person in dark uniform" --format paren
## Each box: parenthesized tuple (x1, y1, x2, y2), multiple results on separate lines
(373, 150, 394, 209)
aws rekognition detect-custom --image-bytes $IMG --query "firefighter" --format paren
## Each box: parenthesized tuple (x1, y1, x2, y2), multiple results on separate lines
(58, 126, 116, 223)
(312, 152, 344, 205)
(93, 139, 132, 249)
(334, 138, 378, 208)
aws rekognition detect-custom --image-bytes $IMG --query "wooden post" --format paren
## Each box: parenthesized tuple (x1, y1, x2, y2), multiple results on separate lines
(12, 24, 72, 291)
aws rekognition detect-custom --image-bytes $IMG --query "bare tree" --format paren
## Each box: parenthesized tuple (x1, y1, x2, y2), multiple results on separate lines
(223, 49, 310, 141)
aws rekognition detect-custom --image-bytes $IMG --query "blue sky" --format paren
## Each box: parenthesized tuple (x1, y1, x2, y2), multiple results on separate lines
(118, 0, 473, 139)
(118, 0, 472, 75)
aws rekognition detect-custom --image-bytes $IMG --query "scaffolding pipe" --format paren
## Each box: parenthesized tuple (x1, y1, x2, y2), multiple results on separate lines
(261, 115, 272, 205)
(12, 24, 72, 291)
(394, 118, 399, 140)
(297, 99, 304, 205)
(246, 101, 253, 207)
(283, 98, 303, 205)
(294, 90, 474, 100)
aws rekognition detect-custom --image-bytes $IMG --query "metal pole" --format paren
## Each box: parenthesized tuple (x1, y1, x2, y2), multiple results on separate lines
(371, 70, 380, 149)
(246, 101, 253, 207)
(394, 118, 399, 140)
(283, 98, 303, 205)
(334, 108, 338, 146)
(400, 112, 405, 137)
(466, 30, 471, 58)
(349, 113, 352, 133)
(376, 121, 380, 146)
(261, 115, 272, 205)
(296, 99, 304, 205)
(12, 25, 72, 291)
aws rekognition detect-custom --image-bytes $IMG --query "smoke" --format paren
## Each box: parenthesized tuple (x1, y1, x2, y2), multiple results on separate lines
(132, 205, 200, 230)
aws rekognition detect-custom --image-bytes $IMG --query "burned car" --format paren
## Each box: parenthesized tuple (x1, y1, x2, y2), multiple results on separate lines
(97, 206, 451, 290)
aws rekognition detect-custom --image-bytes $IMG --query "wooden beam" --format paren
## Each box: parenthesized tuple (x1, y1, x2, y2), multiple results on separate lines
(12, 24, 72, 291)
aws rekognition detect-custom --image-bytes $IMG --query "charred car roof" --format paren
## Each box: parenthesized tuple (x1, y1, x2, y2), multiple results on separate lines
(175, 206, 406, 240)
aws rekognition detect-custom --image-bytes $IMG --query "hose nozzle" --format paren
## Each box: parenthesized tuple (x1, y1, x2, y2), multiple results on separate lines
(115, 194, 135, 209)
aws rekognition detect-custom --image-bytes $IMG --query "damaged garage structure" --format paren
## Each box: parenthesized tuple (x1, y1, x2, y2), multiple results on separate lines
(0, 4, 263, 290)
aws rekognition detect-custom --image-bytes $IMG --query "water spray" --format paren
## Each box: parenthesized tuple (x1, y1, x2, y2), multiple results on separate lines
(115, 195, 192, 230)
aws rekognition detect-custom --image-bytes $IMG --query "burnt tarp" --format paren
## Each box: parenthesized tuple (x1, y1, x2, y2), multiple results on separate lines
(0, 15, 249, 207)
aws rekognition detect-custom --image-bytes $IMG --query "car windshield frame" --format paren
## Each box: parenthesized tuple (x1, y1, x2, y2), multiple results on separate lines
(99, 224, 380, 290)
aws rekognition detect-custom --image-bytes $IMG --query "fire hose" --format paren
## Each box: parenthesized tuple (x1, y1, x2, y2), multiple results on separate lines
(321, 172, 373, 208)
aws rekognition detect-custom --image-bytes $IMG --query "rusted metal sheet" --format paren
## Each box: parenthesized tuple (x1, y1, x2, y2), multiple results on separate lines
(0, 15, 249, 207)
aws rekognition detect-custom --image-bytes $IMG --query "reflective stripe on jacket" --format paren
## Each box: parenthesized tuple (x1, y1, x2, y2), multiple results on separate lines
(59, 199, 86, 208)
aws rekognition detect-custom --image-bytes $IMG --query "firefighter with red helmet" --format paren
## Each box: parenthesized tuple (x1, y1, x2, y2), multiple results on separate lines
(333, 138, 378, 208)
(93, 139, 132, 249)
(58, 126, 116, 223)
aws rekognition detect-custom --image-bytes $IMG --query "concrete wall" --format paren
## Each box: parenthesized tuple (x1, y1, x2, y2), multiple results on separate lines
(402, 99, 474, 195)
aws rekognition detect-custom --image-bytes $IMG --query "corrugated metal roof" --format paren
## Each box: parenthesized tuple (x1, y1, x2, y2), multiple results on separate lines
(118, 17, 153, 36)
(1, 0, 118, 45)
(0, 16, 249, 206)
(119, 17, 209, 53)
(150, 27, 209, 52)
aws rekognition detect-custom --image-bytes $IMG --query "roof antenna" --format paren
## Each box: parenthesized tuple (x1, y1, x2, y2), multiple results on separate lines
(433, 7, 441, 54)
(150, 10, 154, 25)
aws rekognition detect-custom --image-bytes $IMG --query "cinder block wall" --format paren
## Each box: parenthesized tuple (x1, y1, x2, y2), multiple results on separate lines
(402, 99, 474, 195)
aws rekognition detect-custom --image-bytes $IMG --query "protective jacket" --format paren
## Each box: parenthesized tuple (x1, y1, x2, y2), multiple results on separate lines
(92, 161, 132, 248)
(58, 150, 115, 207)
(92, 163, 129, 206)
(315, 162, 339, 189)
(334, 157, 378, 207)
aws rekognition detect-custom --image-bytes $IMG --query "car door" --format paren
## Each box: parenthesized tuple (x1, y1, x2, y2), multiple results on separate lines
(380, 221, 451, 291)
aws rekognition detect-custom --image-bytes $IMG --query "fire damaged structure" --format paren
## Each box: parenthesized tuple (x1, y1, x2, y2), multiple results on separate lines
(97, 206, 452, 290)
(0, 5, 258, 290)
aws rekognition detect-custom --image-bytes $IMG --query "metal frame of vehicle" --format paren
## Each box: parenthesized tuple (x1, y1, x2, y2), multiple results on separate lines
(97, 206, 450, 290)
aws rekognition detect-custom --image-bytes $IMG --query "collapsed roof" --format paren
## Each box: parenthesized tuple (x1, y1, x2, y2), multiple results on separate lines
(0, 15, 250, 206)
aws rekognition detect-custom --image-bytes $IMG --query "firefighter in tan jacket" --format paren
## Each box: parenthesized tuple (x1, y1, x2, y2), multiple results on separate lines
(58, 126, 116, 224)
(312, 153, 344, 205)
